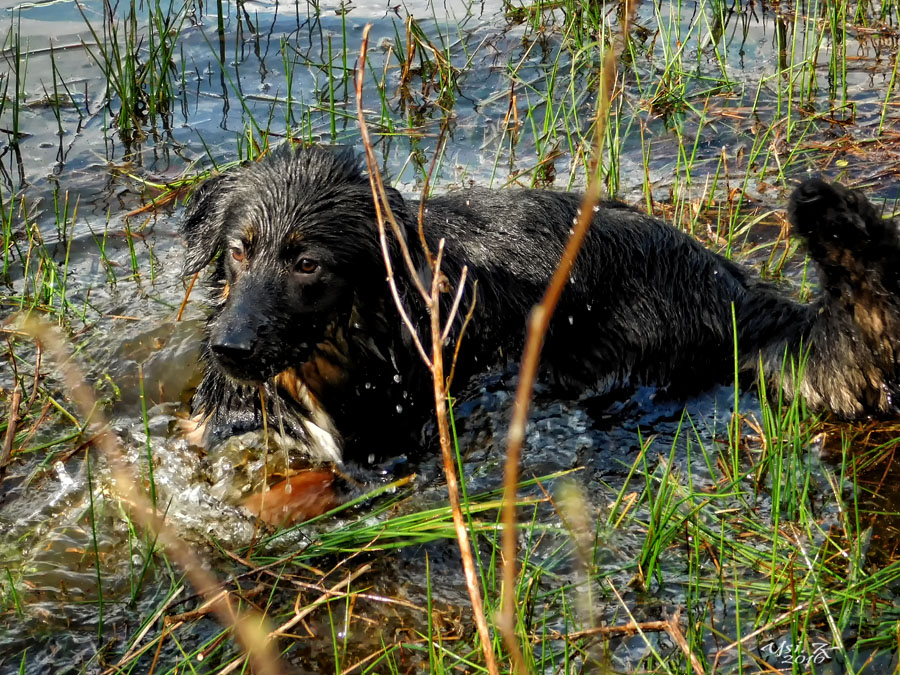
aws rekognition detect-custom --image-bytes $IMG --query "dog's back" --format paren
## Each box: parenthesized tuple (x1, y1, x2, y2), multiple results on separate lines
(419, 187, 769, 391)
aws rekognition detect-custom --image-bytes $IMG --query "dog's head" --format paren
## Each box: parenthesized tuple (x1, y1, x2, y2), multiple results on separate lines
(182, 145, 405, 383)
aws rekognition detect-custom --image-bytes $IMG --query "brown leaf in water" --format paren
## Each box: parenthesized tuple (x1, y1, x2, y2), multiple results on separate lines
(243, 470, 340, 526)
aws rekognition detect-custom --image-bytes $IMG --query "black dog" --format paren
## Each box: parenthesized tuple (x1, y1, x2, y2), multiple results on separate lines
(181, 145, 900, 466)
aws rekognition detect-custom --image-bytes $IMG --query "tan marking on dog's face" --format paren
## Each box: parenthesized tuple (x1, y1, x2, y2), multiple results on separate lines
(301, 351, 350, 397)
(274, 367, 304, 403)
(274, 345, 350, 407)
(221, 281, 230, 301)
(274, 367, 328, 414)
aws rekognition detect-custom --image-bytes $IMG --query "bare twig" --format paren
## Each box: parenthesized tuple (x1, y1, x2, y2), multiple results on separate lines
(441, 265, 469, 344)
(498, 2, 638, 669)
(1, 384, 22, 470)
(176, 271, 199, 322)
(429, 241, 499, 673)
(267, 563, 372, 639)
(356, 121, 430, 305)
(11, 399, 52, 460)
(446, 281, 478, 391)
(543, 607, 702, 675)
(26, 338, 41, 411)
(666, 608, 705, 675)
(543, 620, 669, 641)
(607, 578, 671, 666)
(353, 94, 432, 367)
(125, 189, 183, 218)
(355, 25, 499, 675)
(147, 616, 173, 675)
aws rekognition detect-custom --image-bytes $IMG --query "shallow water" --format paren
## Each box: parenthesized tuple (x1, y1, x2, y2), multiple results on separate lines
(4, 0, 900, 672)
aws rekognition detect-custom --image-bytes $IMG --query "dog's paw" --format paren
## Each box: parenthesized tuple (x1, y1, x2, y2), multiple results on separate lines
(178, 412, 210, 447)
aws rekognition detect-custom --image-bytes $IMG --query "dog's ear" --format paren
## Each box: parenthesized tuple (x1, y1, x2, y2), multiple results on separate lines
(181, 172, 235, 276)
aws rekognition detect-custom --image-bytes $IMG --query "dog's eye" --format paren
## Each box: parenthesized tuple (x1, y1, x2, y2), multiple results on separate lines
(231, 245, 246, 263)
(297, 258, 319, 274)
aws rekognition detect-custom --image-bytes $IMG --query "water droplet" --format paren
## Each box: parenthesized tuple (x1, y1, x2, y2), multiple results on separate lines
(368, 453, 376, 464)
(568, 315, 574, 325)
(396, 404, 403, 413)
(393, 374, 402, 383)
(364, 382, 372, 389)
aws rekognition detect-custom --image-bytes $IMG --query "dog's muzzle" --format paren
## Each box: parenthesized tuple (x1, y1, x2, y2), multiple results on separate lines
(210, 325, 255, 369)
(208, 277, 277, 381)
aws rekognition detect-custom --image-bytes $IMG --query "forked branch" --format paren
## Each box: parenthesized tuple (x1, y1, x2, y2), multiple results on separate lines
(354, 25, 499, 675)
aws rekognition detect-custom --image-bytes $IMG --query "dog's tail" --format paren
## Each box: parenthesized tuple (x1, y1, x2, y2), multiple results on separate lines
(746, 179, 900, 418)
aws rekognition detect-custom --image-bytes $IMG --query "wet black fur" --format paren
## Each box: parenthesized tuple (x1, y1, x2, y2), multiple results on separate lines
(182, 145, 900, 465)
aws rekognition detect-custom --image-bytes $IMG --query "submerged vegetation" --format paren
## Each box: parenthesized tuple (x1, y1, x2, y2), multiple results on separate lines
(3, 0, 900, 672)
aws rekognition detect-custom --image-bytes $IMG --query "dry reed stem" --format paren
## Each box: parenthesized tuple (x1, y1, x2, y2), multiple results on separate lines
(176, 271, 199, 321)
(1, 384, 21, 470)
(498, 3, 637, 670)
(666, 608, 705, 675)
(542, 610, 703, 674)
(125, 190, 180, 218)
(23, 318, 286, 675)
(546, 620, 669, 641)
(25, 338, 41, 411)
(267, 563, 372, 640)
(107, 586, 185, 672)
(354, 25, 499, 675)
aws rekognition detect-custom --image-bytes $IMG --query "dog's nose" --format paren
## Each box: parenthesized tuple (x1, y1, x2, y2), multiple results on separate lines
(210, 333, 254, 363)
